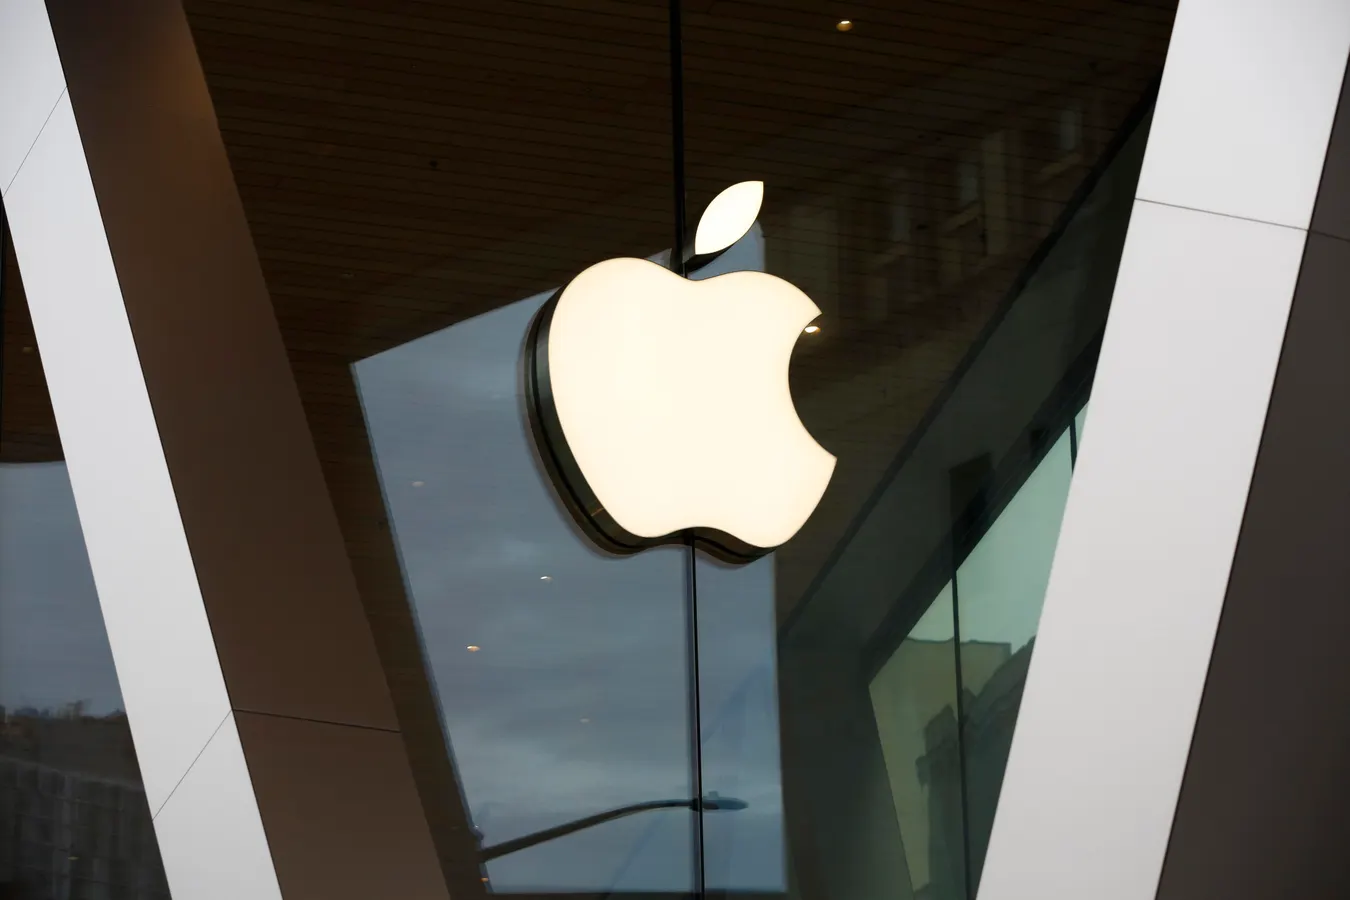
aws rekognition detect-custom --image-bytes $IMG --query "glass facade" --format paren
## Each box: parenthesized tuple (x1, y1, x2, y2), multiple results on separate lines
(2, 1, 1178, 898)
(182, 1, 1175, 895)
(0, 224, 171, 898)
(354, 293, 696, 892)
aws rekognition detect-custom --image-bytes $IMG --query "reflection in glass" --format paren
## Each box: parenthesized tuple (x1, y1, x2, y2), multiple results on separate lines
(169, 1, 1180, 897)
(866, 417, 1079, 900)
(681, 2, 1173, 897)
(869, 585, 963, 900)
(687, 225, 787, 893)
(178, 4, 685, 886)
(0, 464, 171, 899)
(955, 430, 1074, 888)
(356, 294, 693, 893)
(956, 431, 1074, 657)
(695, 558, 784, 893)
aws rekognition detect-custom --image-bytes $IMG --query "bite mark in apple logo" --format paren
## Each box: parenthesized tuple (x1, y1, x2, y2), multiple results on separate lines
(524, 181, 836, 563)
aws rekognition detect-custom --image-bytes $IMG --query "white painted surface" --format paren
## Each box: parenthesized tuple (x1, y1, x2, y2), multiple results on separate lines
(0, 0, 65, 194)
(1138, 0, 1350, 228)
(154, 713, 284, 900)
(978, 201, 1306, 899)
(5, 94, 236, 814)
(981, 3, 1350, 894)
(1, 7, 282, 894)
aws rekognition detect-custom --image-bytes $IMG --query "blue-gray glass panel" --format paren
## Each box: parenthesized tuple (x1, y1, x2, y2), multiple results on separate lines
(356, 295, 693, 893)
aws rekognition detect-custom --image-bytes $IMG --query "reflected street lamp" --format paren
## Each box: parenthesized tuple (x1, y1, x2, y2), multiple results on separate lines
(478, 793, 748, 862)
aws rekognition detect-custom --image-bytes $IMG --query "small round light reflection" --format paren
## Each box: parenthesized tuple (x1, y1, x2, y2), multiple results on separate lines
(804, 324, 821, 334)
(540, 575, 553, 581)
(836, 19, 854, 32)
(466, 645, 481, 652)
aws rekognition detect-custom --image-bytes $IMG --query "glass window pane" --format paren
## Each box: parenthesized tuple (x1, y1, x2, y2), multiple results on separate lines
(694, 556, 784, 892)
(869, 583, 964, 900)
(687, 230, 788, 893)
(680, 4, 1176, 900)
(956, 429, 1074, 888)
(956, 430, 1074, 653)
(184, 2, 691, 893)
(173, 2, 1182, 896)
(355, 293, 692, 893)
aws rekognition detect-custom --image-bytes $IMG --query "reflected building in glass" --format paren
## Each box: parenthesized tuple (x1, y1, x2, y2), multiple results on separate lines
(3, 1, 1349, 899)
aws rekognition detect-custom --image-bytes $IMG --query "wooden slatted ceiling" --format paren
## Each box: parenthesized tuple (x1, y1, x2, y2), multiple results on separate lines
(0, 1, 1176, 607)
(183, 0, 1171, 362)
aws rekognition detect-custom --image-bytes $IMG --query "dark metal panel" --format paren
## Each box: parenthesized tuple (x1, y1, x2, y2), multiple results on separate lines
(1156, 227, 1350, 898)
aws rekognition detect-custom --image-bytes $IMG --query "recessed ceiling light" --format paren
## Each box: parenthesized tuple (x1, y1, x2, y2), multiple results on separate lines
(412, 480, 425, 487)
(540, 575, 553, 581)
(804, 324, 821, 334)
(466, 645, 481, 652)
(836, 19, 854, 32)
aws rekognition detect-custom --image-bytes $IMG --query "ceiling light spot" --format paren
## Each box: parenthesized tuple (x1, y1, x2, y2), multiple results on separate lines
(466, 645, 481, 652)
(836, 19, 854, 32)
(804, 324, 821, 334)
(540, 575, 553, 581)
(412, 480, 425, 488)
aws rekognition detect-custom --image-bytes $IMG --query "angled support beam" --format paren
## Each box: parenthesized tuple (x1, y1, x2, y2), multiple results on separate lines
(0, 2, 449, 897)
(979, 1, 1350, 898)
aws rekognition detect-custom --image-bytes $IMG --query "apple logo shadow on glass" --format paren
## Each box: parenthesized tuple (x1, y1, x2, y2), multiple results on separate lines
(523, 182, 837, 565)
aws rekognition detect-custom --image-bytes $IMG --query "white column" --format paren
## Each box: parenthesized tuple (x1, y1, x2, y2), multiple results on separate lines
(0, 2, 448, 898)
(977, 1, 1350, 898)
(1, 9, 281, 896)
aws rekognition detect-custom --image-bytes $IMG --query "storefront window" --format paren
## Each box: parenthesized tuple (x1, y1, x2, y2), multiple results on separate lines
(355, 291, 693, 892)
(177, 2, 1180, 896)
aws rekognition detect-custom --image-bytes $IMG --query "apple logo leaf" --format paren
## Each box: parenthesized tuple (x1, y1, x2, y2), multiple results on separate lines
(694, 181, 763, 256)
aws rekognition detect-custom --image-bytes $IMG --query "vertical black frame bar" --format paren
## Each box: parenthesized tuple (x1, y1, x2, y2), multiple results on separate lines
(668, 2, 706, 898)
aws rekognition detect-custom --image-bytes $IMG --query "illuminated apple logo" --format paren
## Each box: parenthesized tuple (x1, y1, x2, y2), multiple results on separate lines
(525, 182, 835, 562)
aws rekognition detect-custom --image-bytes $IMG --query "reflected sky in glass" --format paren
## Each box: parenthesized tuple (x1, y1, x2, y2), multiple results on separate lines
(955, 429, 1073, 653)
(0, 460, 170, 898)
(0, 461, 122, 715)
(355, 227, 784, 892)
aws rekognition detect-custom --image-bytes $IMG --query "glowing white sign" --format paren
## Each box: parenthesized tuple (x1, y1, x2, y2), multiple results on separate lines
(525, 182, 835, 561)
